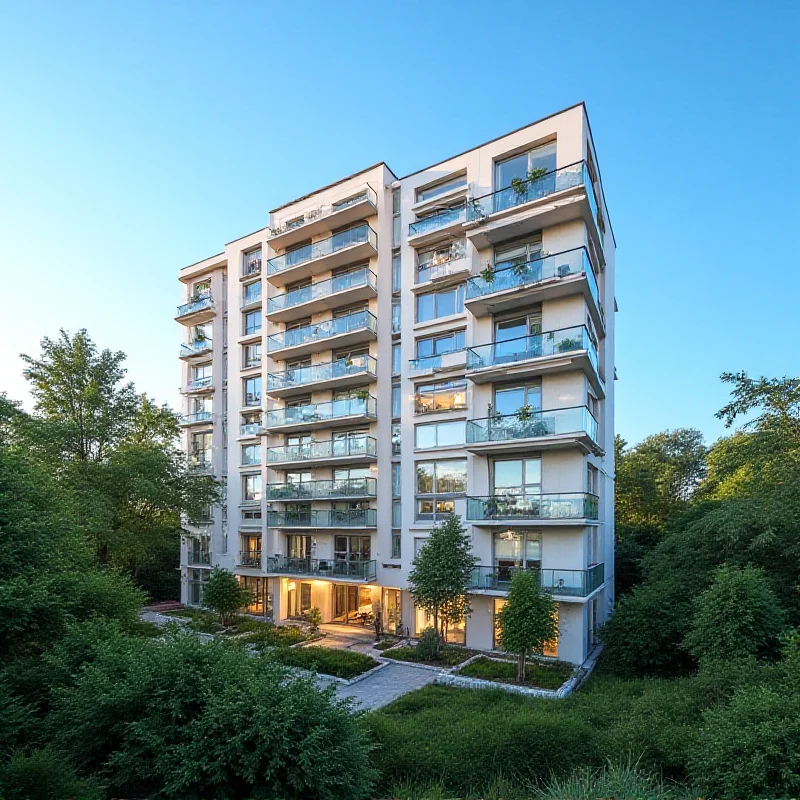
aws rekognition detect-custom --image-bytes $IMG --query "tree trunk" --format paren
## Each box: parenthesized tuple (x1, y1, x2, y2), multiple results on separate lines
(517, 652, 526, 682)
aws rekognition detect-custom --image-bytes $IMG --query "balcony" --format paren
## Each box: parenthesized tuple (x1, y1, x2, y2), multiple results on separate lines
(464, 161, 603, 253)
(466, 326, 605, 397)
(408, 204, 466, 247)
(409, 349, 467, 377)
(240, 421, 261, 437)
(179, 411, 213, 427)
(465, 247, 604, 330)
(266, 355, 377, 398)
(266, 556, 377, 582)
(176, 294, 215, 325)
(262, 395, 376, 434)
(267, 509, 377, 529)
(187, 455, 213, 475)
(187, 550, 211, 567)
(466, 493, 599, 526)
(267, 435, 377, 468)
(183, 376, 214, 394)
(266, 267, 377, 323)
(466, 406, 601, 456)
(268, 186, 378, 250)
(238, 550, 262, 568)
(469, 563, 605, 597)
(413, 257, 471, 292)
(179, 338, 212, 360)
(265, 476, 377, 502)
(266, 224, 378, 284)
(267, 310, 378, 360)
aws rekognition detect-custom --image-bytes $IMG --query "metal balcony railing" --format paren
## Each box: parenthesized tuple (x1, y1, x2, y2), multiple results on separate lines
(238, 550, 262, 568)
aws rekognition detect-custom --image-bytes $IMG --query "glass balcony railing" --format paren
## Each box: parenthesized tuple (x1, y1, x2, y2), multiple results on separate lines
(409, 349, 466, 372)
(240, 421, 261, 436)
(187, 454, 213, 474)
(267, 509, 377, 528)
(180, 339, 212, 358)
(467, 493, 599, 522)
(470, 563, 605, 596)
(238, 551, 262, 568)
(466, 326, 599, 376)
(185, 376, 213, 392)
(267, 267, 377, 315)
(242, 284, 262, 307)
(267, 355, 377, 392)
(267, 310, 377, 352)
(266, 477, 377, 501)
(466, 247, 600, 311)
(187, 551, 211, 566)
(177, 294, 214, 318)
(180, 411, 212, 425)
(268, 186, 377, 239)
(408, 204, 466, 237)
(267, 435, 377, 464)
(267, 224, 377, 275)
(467, 406, 598, 446)
(466, 161, 598, 227)
(266, 556, 377, 581)
(264, 396, 376, 429)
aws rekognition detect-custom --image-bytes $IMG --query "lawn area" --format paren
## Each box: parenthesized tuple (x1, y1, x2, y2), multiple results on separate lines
(457, 655, 573, 690)
(374, 638, 401, 651)
(268, 646, 378, 679)
(380, 644, 478, 667)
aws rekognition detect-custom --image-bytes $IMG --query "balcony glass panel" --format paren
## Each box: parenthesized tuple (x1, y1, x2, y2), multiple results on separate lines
(268, 267, 377, 314)
(239, 550, 262, 567)
(467, 406, 598, 445)
(267, 355, 377, 391)
(267, 224, 377, 275)
(264, 396, 376, 428)
(267, 435, 377, 464)
(180, 411, 212, 425)
(265, 477, 377, 501)
(408, 204, 466, 237)
(466, 161, 594, 223)
(268, 310, 377, 352)
(466, 247, 600, 312)
(177, 294, 213, 317)
(269, 186, 377, 238)
(267, 509, 377, 528)
(240, 422, 261, 436)
(180, 339, 212, 358)
(470, 563, 604, 596)
(466, 326, 598, 374)
(242, 283, 262, 307)
(185, 376, 213, 391)
(266, 556, 377, 581)
(466, 493, 599, 521)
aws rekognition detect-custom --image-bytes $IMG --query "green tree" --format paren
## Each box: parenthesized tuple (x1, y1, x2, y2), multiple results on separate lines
(495, 570, 558, 681)
(203, 567, 253, 625)
(408, 515, 476, 640)
(683, 565, 786, 663)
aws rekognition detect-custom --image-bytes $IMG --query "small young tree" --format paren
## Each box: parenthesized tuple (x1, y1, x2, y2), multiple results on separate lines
(496, 570, 558, 681)
(202, 567, 253, 626)
(408, 515, 476, 641)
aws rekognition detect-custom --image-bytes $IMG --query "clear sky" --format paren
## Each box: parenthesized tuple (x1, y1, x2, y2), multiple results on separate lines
(0, 0, 797, 447)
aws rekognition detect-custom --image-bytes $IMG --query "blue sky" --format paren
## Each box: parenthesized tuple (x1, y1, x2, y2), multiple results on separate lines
(0, 0, 797, 447)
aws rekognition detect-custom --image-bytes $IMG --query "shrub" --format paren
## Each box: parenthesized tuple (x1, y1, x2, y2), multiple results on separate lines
(458, 656, 572, 690)
(242, 624, 308, 649)
(269, 646, 378, 679)
(0, 747, 102, 800)
(380, 644, 475, 667)
(202, 567, 253, 625)
(49, 631, 377, 799)
(415, 627, 441, 661)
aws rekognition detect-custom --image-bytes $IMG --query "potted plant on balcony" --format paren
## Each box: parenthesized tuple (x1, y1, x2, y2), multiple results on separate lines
(354, 388, 370, 402)
(516, 404, 534, 423)
(511, 257, 530, 279)
(480, 263, 496, 284)
(510, 177, 529, 199)
(557, 336, 580, 353)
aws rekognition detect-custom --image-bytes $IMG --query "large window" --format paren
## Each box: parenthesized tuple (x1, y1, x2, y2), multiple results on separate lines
(493, 381, 541, 416)
(493, 530, 541, 571)
(243, 249, 262, 277)
(416, 459, 467, 510)
(415, 420, 466, 450)
(493, 457, 541, 498)
(416, 284, 464, 323)
(392, 250, 401, 292)
(392, 189, 401, 247)
(392, 463, 401, 497)
(392, 343, 401, 376)
(494, 239, 542, 270)
(244, 376, 261, 406)
(414, 378, 467, 414)
(392, 382, 401, 419)
(334, 535, 371, 562)
(416, 173, 467, 203)
(241, 444, 261, 466)
(495, 142, 557, 191)
(243, 343, 261, 369)
(243, 281, 262, 306)
(243, 310, 262, 335)
(416, 329, 465, 360)
(243, 473, 262, 502)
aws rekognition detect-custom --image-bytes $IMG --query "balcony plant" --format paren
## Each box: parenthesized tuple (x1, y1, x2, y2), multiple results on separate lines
(516, 404, 534, 422)
(510, 177, 529, 198)
(354, 389, 370, 402)
(557, 337, 580, 353)
(511, 257, 530, 278)
(467, 198, 485, 222)
(480, 263, 496, 284)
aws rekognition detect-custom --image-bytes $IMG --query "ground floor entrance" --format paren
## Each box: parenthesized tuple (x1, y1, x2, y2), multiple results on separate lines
(333, 584, 375, 625)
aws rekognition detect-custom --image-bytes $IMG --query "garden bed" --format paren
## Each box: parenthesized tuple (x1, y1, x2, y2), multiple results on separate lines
(268, 646, 378, 679)
(373, 638, 402, 651)
(456, 655, 573, 690)
(380, 644, 479, 668)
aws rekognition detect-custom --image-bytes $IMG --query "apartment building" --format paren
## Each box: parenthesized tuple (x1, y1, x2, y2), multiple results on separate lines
(175, 102, 615, 665)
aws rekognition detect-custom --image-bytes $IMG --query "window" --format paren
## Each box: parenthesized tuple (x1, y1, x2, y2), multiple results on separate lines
(494, 239, 542, 270)
(416, 459, 467, 495)
(495, 142, 557, 191)
(392, 423, 401, 455)
(333, 190, 368, 212)
(193, 280, 211, 299)
(416, 284, 464, 322)
(193, 363, 212, 382)
(493, 381, 541, 417)
(415, 420, 466, 449)
(416, 330, 465, 360)
(392, 343, 401, 376)
(493, 530, 541, 571)
(241, 444, 261, 466)
(493, 457, 541, 497)
(243, 473, 262, 502)
(334, 535, 371, 562)
(392, 382, 401, 419)
(392, 300, 401, 334)
(190, 395, 212, 414)
(414, 378, 467, 414)
(415, 172, 467, 203)
(392, 250, 401, 293)
(244, 310, 262, 336)
(244, 249, 262, 277)
(416, 239, 467, 283)
(244, 376, 261, 406)
(243, 343, 261, 369)
(241, 508, 262, 522)
(392, 463, 401, 497)
(391, 531, 401, 559)
(243, 281, 261, 306)
(392, 189, 401, 247)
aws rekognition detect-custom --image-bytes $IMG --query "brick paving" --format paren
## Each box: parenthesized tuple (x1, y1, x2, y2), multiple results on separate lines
(330, 662, 437, 710)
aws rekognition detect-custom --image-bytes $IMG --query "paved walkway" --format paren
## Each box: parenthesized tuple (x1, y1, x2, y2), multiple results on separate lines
(325, 662, 437, 710)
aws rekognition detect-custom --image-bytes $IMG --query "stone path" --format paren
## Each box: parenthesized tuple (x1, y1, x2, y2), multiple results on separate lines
(326, 662, 437, 710)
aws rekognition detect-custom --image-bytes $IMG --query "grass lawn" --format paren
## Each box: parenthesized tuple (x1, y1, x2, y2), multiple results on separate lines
(268, 646, 378, 679)
(374, 639, 401, 651)
(380, 644, 478, 667)
(457, 655, 573, 690)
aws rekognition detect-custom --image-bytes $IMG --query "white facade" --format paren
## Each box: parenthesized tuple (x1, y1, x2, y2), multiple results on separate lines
(176, 102, 615, 665)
